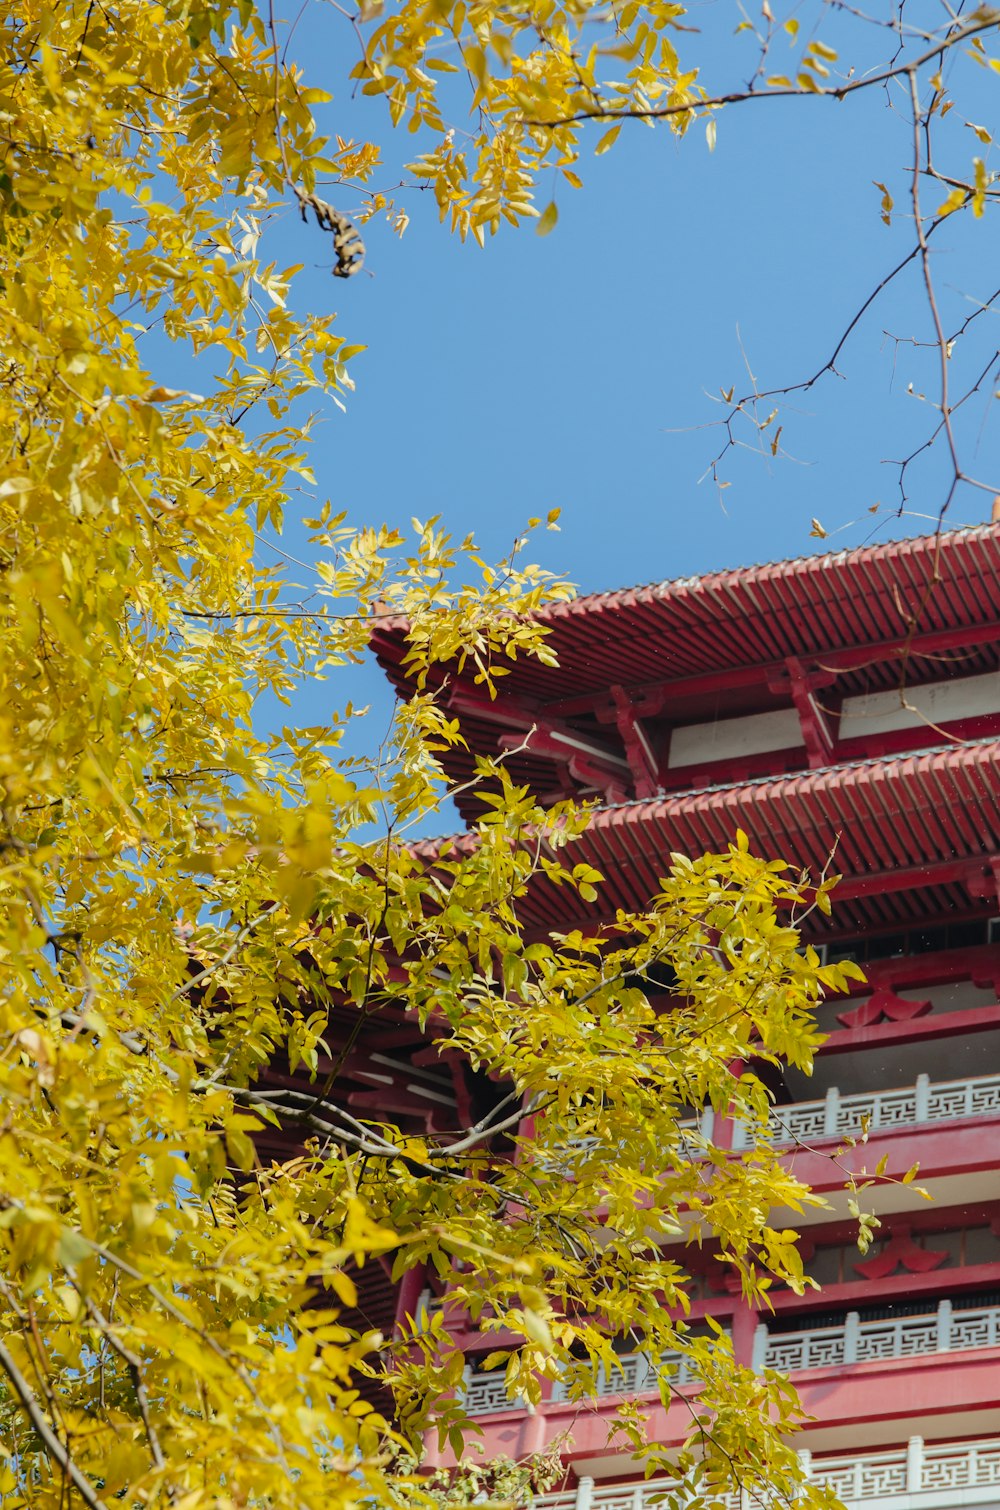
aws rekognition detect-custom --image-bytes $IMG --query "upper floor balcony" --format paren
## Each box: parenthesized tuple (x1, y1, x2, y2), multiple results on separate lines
(453, 1280, 1000, 1464)
(464, 1346, 707, 1417)
(733, 1071, 1000, 1151)
(754, 1296, 1000, 1372)
(529, 1434, 1000, 1510)
(462, 1296, 1000, 1418)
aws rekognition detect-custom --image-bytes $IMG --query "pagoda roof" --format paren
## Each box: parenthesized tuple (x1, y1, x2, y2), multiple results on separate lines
(509, 523, 1000, 699)
(372, 524, 1000, 821)
(416, 736, 1000, 940)
(373, 523, 1000, 706)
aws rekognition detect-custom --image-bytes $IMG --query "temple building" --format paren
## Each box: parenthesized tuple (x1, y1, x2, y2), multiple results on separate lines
(371, 524, 1000, 1510)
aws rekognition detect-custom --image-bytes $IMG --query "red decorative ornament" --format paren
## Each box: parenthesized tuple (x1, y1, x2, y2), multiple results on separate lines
(854, 1224, 949, 1280)
(837, 989, 933, 1029)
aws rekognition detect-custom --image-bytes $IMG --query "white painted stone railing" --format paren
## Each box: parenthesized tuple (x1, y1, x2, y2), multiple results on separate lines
(551, 1346, 707, 1403)
(530, 1435, 1000, 1510)
(464, 1300, 999, 1414)
(752, 1298, 1000, 1372)
(732, 1070, 1000, 1151)
(464, 1344, 717, 1415)
(463, 1368, 524, 1415)
(538, 1111, 716, 1173)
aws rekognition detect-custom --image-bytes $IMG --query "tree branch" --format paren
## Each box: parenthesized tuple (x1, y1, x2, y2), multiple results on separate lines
(0, 1333, 111, 1510)
(526, 12, 1000, 126)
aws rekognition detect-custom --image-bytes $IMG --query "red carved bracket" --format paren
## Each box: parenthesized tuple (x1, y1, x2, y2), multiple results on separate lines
(837, 989, 933, 1029)
(854, 1224, 948, 1280)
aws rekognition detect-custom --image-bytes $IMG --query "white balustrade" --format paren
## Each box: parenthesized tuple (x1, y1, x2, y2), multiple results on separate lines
(733, 1070, 1000, 1151)
(539, 1108, 716, 1173)
(466, 1300, 1000, 1414)
(529, 1435, 1000, 1510)
(465, 1342, 719, 1415)
(551, 1345, 708, 1404)
(753, 1299, 1000, 1374)
(463, 1368, 524, 1415)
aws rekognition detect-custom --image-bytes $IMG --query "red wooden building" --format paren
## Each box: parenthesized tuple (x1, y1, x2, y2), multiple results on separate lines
(372, 524, 1000, 1510)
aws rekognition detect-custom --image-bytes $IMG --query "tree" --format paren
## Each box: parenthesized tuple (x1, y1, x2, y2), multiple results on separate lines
(0, 2, 922, 1506)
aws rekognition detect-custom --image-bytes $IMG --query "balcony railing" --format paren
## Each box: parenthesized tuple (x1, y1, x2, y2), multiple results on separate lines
(464, 1345, 714, 1416)
(753, 1298, 1000, 1372)
(552, 1347, 705, 1403)
(464, 1301, 1000, 1414)
(463, 1369, 524, 1415)
(732, 1070, 1000, 1151)
(537, 1111, 716, 1173)
(531, 1435, 1000, 1510)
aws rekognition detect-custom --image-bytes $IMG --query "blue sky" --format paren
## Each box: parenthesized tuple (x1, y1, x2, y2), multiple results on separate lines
(165, 1, 1000, 788)
(262, 0, 998, 582)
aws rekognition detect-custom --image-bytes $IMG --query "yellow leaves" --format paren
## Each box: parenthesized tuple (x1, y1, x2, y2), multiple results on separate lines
(0, 4, 901, 1505)
(809, 516, 828, 538)
(595, 123, 623, 155)
(225, 1120, 260, 1174)
(463, 42, 488, 87)
(935, 185, 963, 217)
(873, 180, 893, 225)
(520, 1305, 555, 1351)
(536, 199, 559, 235)
(329, 1269, 359, 1308)
(972, 156, 988, 217)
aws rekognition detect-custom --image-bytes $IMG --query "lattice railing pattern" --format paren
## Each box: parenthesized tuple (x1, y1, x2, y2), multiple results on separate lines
(531, 1434, 1000, 1510)
(755, 1298, 1000, 1372)
(463, 1371, 523, 1414)
(551, 1347, 704, 1404)
(465, 1343, 715, 1415)
(734, 1071, 1000, 1150)
(465, 1300, 1000, 1414)
(537, 1110, 716, 1174)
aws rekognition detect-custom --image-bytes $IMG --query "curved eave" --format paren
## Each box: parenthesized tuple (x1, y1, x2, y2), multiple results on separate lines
(372, 525, 1000, 707)
(416, 739, 1000, 938)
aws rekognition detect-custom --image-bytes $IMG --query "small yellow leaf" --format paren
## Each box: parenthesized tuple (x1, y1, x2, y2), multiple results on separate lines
(809, 517, 828, 539)
(536, 201, 558, 237)
(873, 180, 893, 225)
(972, 157, 987, 218)
(521, 1307, 553, 1351)
(936, 186, 966, 217)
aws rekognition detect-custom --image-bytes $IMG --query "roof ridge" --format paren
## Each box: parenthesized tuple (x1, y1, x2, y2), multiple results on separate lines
(538, 521, 999, 619)
(408, 734, 1000, 852)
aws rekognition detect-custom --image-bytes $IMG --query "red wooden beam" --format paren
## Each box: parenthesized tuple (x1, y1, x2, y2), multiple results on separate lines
(547, 619, 1000, 721)
(819, 1002, 1000, 1055)
(772, 657, 837, 769)
(824, 855, 1000, 901)
(611, 685, 660, 797)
